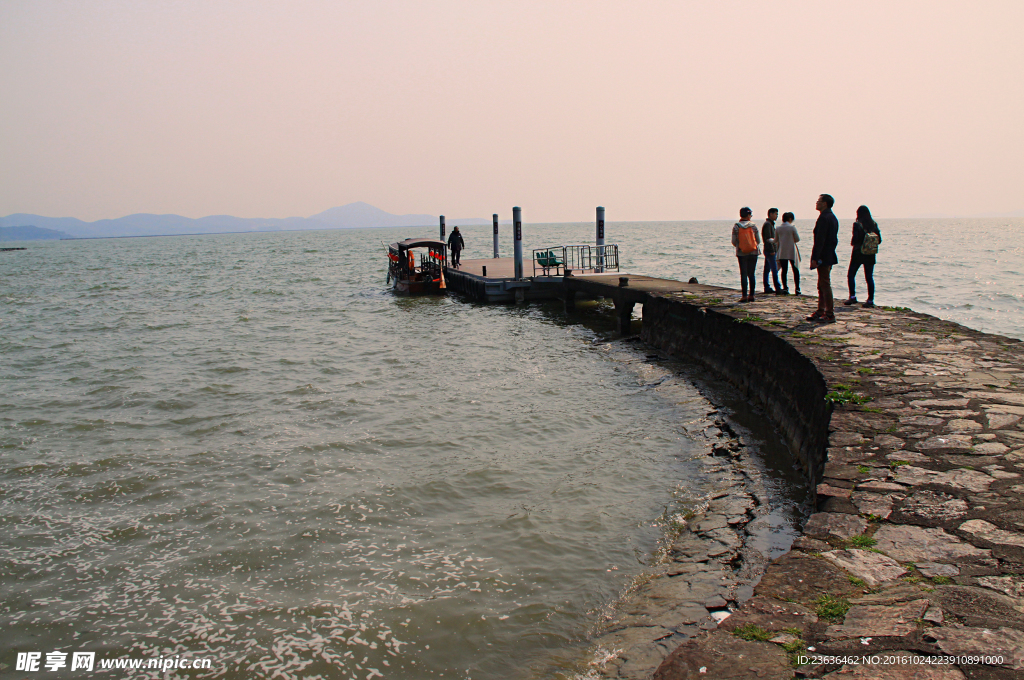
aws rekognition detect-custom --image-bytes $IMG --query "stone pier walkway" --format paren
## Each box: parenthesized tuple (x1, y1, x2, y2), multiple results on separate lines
(596, 290, 1024, 679)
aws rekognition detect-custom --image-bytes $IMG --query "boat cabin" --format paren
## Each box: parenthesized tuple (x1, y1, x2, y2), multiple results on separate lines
(387, 238, 448, 295)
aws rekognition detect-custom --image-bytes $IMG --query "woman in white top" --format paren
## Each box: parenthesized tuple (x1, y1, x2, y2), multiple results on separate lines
(774, 212, 801, 295)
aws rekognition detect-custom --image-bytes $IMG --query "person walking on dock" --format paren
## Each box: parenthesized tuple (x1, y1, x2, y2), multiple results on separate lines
(761, 208, 783, 295)
(448, 226, 465, 267)
(843, 205, 882, 308)
(732, 207, 760, 302)
(775, 212, 801, 295)
(808, 194, 839, 322)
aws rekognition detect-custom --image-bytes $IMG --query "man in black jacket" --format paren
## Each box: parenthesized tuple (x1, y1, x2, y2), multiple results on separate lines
(448, 227, 465, 267)
(761, 208, 782, 295)
(807, 194, 839, 322)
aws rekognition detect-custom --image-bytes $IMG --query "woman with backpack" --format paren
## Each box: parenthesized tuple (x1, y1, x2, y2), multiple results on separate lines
(843, 205, 882, 308)
(731, 206, 761, 302)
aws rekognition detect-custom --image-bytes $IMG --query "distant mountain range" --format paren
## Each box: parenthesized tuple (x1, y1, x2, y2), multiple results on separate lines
(0, 202, 491, 240)
(1, 225, 73, 241)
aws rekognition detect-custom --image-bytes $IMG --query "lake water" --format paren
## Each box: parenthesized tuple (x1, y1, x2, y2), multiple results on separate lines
(1, 218, 1021, 679)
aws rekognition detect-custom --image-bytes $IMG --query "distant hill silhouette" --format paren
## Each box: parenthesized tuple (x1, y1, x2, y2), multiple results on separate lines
(0, 202, 490, 239)
(1, 225, 73, 241)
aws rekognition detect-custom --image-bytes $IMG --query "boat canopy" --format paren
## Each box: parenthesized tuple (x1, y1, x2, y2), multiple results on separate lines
(389, 238, 447, 251)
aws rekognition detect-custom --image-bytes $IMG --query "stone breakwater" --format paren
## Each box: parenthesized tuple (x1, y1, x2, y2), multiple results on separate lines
(588, 290, 1024, 679)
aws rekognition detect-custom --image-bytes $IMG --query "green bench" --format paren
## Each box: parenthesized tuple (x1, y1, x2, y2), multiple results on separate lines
(536, 250, 563, 271)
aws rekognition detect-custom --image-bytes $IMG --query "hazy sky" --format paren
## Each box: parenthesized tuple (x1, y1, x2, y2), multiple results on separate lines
(2, 1, 1022, 222)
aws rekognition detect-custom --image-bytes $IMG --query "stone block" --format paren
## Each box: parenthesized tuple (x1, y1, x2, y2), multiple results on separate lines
(825, 599, 930, 638)
(792, 536, 832, 552)
(959, 519, 1024, 547)
(821, 549, 908, 587)
(910, 398, 970, 407)
(873, 525, 991, 563)
(973, 441, 1010, 455)
(857, 480, 908, 492)
(828, 447, 873, 465)
(916, 435, 973, 451)
(987, 413, 1022, 429)
(936, 585, 1024, 630)
(832, 432, 870, 447)
(717, 597, 817, 635)
(916, 562, 959, 578)
(708, 494, 754, 517)
(804, 512, 870, 541)
(851, 491, 899, 519)
(893, 466, 994, 492)
(595, 625, 674, 655)
(976, 575, 1024, 600)
(925, 626, 1024, 670)
(901, 415, 945, 426)
(818, 483, 853, 499)
(945, 419, 982, 432)
(618, 643, 672, 678)
(964, 390, 1024, 406)
(896, 490, 968, 522)
(754, 553, 859, 605)
(653, 630, 792, 680)
(873, 434, 906, 450)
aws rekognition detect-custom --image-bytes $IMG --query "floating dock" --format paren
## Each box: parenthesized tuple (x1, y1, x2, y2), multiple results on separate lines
(443, 256, 734, 333)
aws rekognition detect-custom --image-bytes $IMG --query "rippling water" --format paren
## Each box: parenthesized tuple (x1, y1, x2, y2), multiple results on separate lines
(1, 218, 1019, 678)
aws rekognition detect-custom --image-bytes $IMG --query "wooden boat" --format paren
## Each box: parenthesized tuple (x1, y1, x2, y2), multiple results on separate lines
(386, 238, 448, 295)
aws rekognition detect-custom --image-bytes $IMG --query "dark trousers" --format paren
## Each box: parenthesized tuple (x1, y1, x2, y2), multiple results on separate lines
(816, 264, 834, 314)
(762, 253, 781, 292)
(848, 260, 875, 300)
(451, 248, 462, 266)
(780, 259, 800, 292)
(737, 254, 758, 297)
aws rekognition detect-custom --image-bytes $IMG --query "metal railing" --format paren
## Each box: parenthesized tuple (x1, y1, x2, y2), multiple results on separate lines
(532, 244, 619, 277)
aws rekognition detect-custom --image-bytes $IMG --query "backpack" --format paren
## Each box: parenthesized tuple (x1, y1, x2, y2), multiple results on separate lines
(737, 225, 758, 255)
(861, 230, 880, 255)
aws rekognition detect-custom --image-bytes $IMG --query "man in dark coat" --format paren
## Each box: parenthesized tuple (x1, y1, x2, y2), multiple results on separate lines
(808, 194, 839, 322)
(761, 208, 782, 295)
(447, 226, 465, 267)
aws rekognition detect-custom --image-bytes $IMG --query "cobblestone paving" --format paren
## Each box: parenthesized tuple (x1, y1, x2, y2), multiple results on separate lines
(595, 291, 1024, 679)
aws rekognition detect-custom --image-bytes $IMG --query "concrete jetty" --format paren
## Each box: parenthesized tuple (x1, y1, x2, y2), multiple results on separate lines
(622, 291, 1023, 679)
(442, 264, 1024, 678)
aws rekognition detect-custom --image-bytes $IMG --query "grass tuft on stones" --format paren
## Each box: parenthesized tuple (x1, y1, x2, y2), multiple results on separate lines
(931, 576, 954, 585)
(847, 575, 867, 588)
(815, 594, 850, 622)
(781, 639, 804, 653)
(848, 534, 878, 548)
(731, 623, 773, 642)
(825, 387, 872, 406)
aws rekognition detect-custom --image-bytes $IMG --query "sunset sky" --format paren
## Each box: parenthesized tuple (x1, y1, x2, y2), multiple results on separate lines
(2, 0, 1022, 222)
